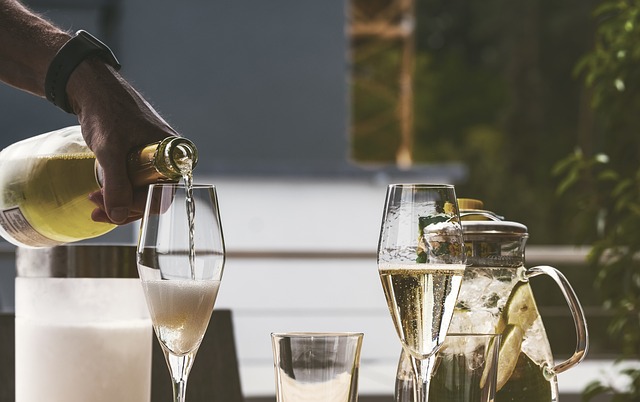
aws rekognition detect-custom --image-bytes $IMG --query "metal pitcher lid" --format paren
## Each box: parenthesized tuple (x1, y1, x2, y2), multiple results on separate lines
(16, 244, 138, 278)
(458, 198, 528, 237)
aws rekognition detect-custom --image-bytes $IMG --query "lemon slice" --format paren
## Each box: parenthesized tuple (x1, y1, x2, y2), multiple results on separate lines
(503, 281, 539, 329)
(494, 314, 507, 335)
(493, 281, 541, 391)
(496, 324, 524, 391)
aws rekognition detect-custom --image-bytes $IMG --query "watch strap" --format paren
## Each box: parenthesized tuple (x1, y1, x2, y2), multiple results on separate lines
(45, 30, 121, 114)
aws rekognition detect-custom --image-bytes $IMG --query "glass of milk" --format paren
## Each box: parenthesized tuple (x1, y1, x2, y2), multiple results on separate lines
(14, 245, 153, 402)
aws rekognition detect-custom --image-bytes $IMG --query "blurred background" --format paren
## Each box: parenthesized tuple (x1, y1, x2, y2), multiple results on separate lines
(1, 0, 639, 400)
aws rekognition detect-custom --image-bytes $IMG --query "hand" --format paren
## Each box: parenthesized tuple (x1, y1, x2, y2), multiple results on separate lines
(67, 58, 179, 225)
(0, 3, 181, 225)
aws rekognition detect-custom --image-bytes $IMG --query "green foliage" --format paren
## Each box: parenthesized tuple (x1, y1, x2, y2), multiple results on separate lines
(574, 0, 640, 169)
(410, 0, 597, 244)
(582, 372, 640, 402)
(556, 153, 640, 401)
(556, 1, 640, 399)
(576, 0, 640, 111)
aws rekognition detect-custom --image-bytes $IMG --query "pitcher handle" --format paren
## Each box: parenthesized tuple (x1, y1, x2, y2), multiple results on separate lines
(525, 265, 589, 374)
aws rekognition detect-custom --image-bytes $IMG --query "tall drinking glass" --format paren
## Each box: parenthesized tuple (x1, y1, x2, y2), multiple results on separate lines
(137, 183, 225, 402)
(378, 184, 466, 402)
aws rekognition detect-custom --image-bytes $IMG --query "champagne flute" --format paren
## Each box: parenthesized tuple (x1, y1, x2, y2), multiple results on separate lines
(377, 184, 465, 402)
(137, 183, 225, 402)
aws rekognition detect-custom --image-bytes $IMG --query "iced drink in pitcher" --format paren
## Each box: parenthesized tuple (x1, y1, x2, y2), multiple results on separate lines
(395, 199, 588, 402)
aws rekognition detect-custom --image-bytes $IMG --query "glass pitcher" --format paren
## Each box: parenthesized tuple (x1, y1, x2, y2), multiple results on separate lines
(395, 199, 589, 402)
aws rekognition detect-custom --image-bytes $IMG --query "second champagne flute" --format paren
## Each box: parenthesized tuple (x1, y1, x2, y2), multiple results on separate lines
(137, 183, 225, 402)
(377, 184, 465, 402)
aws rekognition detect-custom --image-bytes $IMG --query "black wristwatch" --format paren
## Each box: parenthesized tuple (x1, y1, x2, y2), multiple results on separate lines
(45, 30, 121, 114)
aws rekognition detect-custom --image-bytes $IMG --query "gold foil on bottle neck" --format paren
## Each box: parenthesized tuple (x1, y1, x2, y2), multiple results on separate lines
(95, 137, 198, 188)
(127, 137, 198, 187)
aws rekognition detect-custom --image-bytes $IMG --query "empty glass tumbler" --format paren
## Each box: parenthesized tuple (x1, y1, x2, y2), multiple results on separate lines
(271, 332, 364, 402)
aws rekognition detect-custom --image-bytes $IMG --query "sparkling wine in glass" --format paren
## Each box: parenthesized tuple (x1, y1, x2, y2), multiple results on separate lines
(137, 183, 225, 402)
(377, 184, 465, 402)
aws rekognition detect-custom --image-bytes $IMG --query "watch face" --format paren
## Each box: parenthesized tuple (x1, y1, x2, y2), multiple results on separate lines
(75, 30, 121, 70)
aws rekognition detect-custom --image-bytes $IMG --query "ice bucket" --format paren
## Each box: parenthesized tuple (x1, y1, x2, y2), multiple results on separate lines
(14, 245, 153, 402)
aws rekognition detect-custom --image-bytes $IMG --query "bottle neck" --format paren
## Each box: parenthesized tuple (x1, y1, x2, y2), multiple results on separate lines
(95, 137, 198, 188)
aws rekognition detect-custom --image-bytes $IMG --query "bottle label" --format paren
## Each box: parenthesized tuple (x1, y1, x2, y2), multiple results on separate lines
(0, 207, 60, 247)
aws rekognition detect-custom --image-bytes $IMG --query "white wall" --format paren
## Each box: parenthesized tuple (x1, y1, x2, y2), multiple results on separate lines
(210, 177, 396, 396)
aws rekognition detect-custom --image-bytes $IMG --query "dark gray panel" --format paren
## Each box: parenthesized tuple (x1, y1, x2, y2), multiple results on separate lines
(118, 0, 349, 175)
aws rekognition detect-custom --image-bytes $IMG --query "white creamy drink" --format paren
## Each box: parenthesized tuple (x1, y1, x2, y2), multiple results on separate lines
(15, 277, 153, 402)
(15, 318, 152, 402)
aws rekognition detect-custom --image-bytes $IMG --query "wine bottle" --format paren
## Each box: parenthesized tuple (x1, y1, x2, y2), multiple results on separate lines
(0, 126, 198, 248)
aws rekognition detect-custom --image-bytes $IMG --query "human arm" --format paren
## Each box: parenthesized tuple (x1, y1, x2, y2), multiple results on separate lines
(0, 0, 178, 224)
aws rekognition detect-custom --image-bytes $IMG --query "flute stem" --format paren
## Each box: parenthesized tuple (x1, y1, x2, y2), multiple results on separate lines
(172, 377, 188, 402)
(165, 349, 196, 402)
(409, 354, 437, 402)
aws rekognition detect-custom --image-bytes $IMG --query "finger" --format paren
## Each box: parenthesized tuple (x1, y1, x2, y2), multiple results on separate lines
(88, 190, 105, 210)
(99, 155, 133, 224)
(88, 190, 112, 224)
(91, 208, 142, 225)
(91, 207, 111, 223)
(90, 178, 147, 225)
(89, 190, 119, 224)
